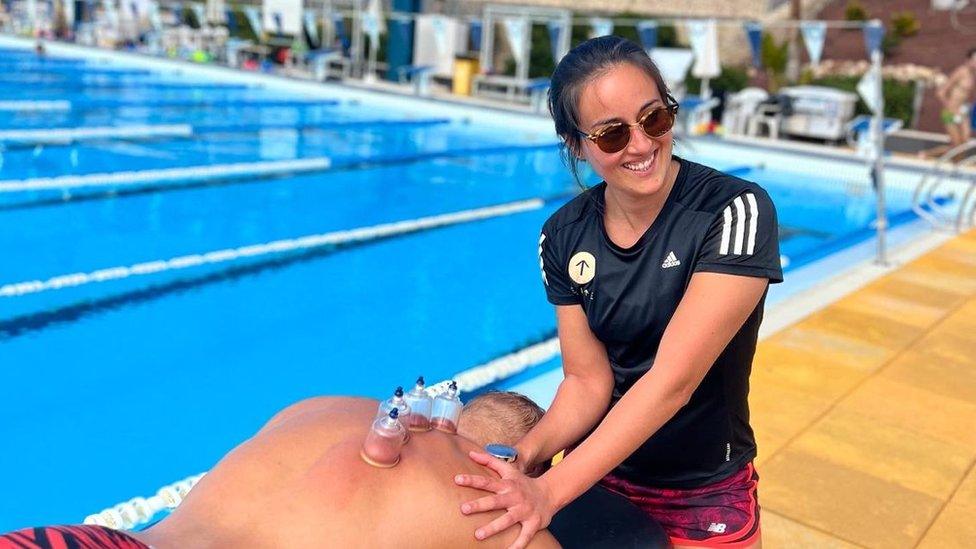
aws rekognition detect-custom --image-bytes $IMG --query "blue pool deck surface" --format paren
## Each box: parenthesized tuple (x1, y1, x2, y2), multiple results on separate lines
(0, 37, 954, 531)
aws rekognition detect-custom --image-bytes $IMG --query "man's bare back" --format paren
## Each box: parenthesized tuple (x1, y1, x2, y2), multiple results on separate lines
(132, 397, 559, 548)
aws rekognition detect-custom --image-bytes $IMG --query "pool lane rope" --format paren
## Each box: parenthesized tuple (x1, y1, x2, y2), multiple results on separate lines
(0, 119, 451, 145)
(0, 157, 334, 193)
(0, 197, 544, 298)
(84, 473, 206, 530)
(429, 337, 561, 396)
(0, 124, 194, 144)
(0, 100, 71, 112)
(84, 337, 560, 530)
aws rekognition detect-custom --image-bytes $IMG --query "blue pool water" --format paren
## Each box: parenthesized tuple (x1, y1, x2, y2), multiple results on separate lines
(0, 48, 919, 530)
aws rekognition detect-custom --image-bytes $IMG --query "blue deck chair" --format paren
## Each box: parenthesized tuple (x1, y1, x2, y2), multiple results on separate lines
(846, 115, 904, 154)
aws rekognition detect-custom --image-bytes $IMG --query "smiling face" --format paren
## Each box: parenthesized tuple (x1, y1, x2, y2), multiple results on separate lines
(575, 62, 676, 202)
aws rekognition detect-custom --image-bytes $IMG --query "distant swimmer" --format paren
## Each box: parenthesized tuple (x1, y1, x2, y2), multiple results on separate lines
(931, 48, 976, 157)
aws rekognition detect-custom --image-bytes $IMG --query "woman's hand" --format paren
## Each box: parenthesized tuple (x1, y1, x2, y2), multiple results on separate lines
(513, 443, 544, 477)
(455, 451, 557, 549)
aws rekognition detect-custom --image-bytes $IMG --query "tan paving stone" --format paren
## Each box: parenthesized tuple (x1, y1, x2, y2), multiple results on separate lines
(761, 510, 863, 549)
(870, 263, 973, 300)
(883, 348, 976, 405)
(932, 305, 976, 341)
(918, 462, 976, 549)
(790, 407, 973, 500)
(750, 379, 833, 467)
(837, 376, 976, 451)
(753, 230, 976, 546)
(912, 329, 976, 370)
(752, 342, 867, 401)
(803, 307, 924, 352)
(760, 448, 943, 548)
(930, 245, 976, 269)
(941, 234, 976, 256)
(765, 324, 891, 372)
(830, 287, 948, 328)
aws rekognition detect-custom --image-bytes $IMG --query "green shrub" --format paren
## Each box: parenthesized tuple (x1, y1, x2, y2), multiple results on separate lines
(809, 74, 916, 127)
(687, 66, 750, 95)
(761, 33, 789, 90)
(503, 23, 556, 78)
(510, 14, 682, 78)
(845, 0, 868, 21)
(891, 11, 920, 37)
(569, 15, 680, 48)
(226, 8, 259, 42)
(526, 23, 558, 78)
(881, 32, 900, 56)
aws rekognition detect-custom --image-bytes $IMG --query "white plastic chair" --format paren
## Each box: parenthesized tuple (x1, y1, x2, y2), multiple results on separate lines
(722, 87, 769, 136)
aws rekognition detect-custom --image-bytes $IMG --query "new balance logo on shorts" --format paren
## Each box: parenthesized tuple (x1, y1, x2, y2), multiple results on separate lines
(707, 523, 728, 534)
(662, 251, 681, 269)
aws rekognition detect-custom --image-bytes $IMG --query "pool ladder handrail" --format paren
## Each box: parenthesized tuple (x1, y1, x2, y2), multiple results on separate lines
(912, 140, 976, 232)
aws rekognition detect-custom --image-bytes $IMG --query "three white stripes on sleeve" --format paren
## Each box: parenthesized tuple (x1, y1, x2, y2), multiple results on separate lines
(719, 193, 759, 256)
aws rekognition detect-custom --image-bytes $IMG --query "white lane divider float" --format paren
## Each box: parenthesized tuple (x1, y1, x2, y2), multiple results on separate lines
(0, 197, 544, 298)
(0, 157, 333, 193)
(0, 100, 72, 112)
(0, 124, 194, 144)
(84, 473, 206, 530)
(436, 337, 561, 395)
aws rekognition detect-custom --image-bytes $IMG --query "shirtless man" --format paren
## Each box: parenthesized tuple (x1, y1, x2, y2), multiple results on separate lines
(934, 48, 976, 155)
(0, 393, 560, 549)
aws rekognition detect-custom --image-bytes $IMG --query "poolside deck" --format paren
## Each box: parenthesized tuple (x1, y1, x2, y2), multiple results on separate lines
(754, 228, 976, 548)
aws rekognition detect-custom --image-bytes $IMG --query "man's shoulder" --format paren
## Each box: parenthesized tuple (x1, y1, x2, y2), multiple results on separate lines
(260, 396, 376, 433)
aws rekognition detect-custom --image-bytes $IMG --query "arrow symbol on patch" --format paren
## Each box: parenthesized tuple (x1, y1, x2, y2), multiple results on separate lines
(576, 260, 589, 276)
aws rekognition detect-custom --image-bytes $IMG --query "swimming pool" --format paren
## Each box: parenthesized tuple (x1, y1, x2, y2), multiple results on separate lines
(0, 42, 930, 530)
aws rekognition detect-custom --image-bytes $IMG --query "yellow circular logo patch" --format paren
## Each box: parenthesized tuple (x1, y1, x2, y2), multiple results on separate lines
(568, 251, 596, 285)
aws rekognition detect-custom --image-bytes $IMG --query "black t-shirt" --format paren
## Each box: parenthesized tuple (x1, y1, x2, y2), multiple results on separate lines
(539, 157, 783, 489)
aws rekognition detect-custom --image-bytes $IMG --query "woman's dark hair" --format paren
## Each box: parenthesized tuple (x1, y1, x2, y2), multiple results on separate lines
(548, 36, 675, 188)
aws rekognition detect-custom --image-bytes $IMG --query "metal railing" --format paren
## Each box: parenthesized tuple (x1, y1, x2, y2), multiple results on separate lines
(912, 140, 976, 232)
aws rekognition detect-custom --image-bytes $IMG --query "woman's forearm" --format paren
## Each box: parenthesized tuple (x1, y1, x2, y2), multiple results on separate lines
(519, 373, 612, 467)
(542, 365, 690, 508)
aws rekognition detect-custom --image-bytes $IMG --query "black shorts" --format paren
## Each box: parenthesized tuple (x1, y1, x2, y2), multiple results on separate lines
(548, 484, 671, 548)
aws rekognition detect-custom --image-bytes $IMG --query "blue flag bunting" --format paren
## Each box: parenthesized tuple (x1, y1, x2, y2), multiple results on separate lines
(744, 21, 762, 68)
(469, 19, 482, 52)
(225, 8, 237, 33)
(636, 20, 658, 52)
(863, 20, 884, 58)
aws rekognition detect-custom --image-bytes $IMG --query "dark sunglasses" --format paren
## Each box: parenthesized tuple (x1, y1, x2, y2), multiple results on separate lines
(577, 104, 679, 154)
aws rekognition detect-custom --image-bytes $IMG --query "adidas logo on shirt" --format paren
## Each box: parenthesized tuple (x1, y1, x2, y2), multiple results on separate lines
(662, 251, 681, 269)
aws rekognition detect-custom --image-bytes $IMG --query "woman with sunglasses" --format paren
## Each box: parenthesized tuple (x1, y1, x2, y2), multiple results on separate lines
(454, 36, 783, 548)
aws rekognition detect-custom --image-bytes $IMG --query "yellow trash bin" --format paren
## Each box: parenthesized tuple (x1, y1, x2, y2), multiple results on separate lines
(453, 55, 480, 96)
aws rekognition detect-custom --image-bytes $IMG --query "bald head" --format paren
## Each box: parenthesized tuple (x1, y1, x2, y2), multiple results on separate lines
(456, 391, 545, 448)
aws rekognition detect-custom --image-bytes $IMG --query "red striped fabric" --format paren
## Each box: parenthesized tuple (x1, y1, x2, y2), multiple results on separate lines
(0, 525, 148, 549)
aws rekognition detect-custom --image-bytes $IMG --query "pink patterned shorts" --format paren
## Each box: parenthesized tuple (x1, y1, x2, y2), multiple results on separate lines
(599, 462, 760, 547)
